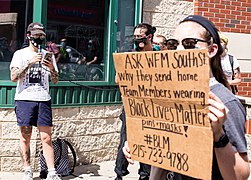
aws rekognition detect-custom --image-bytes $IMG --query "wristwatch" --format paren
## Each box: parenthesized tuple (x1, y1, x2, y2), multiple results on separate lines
(213, 133, 229, 148)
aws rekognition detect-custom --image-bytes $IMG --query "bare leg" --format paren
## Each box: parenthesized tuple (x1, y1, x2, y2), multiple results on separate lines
(38, 126, 54, 169)
(19, 126, 32, 167)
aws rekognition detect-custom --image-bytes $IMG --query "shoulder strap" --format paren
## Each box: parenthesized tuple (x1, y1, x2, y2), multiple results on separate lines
(228, 54, 235, 80)
(228, 54, 234, 69)
(64, 140, 77, 173)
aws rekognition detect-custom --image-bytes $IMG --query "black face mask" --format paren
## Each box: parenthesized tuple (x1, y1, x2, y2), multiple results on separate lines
(134, 37, 148, 51)
(30, 37, 45, 48)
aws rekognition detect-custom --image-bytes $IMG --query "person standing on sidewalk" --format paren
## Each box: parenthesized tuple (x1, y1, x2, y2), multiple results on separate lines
(219, 33, 241, 94)
(115, 23, 161, 180)
(9, 22, 61, 180)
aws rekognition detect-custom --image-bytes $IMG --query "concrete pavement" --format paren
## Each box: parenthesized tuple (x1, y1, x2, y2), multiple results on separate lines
(0, 160, 140, 180)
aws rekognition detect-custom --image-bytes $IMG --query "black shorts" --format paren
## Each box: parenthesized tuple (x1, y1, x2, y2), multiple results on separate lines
(15, 100, 53, 127)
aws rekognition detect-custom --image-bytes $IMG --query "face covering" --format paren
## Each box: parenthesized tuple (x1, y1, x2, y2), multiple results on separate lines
(134, 37, 148, 51)
(30, 37, 44, 48)
(88, 44, 94, 50)
(153, 44, 161, 51)
(221, 43, 226, 50)
(60, 42, 66, 48)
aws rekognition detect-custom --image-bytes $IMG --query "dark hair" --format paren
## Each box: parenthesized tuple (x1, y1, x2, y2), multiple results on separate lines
(134, 23, 156, 41)
(181, 16, 230, 89)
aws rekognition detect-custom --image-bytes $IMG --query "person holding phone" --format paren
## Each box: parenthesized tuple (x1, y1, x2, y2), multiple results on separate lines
(9, 22, 61, 180)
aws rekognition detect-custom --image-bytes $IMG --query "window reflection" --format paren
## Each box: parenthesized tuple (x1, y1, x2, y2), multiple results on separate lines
(46, 0, 105, 81)
(116, 0, 135, 53)
(0, 0, 33, 80)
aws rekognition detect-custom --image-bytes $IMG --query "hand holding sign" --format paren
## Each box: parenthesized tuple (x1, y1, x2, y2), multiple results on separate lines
(113, 49, 213, 179)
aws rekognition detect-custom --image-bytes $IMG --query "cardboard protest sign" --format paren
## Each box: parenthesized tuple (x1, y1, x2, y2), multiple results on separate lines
(113, 49, 213, 180)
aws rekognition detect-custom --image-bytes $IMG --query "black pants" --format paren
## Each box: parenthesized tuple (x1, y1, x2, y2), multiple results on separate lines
(114, 108, 151, 177)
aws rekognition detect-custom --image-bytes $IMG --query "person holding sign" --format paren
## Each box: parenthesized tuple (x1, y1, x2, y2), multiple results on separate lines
(115, 23, 159, 180)
(123, 15, 250, 180)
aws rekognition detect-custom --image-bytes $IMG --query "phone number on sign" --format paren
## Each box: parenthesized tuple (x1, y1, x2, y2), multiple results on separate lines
(132, 144, 189, 172)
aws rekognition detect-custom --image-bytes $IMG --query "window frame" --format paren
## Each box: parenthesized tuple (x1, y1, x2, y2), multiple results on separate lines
(0, 0, 143, 108)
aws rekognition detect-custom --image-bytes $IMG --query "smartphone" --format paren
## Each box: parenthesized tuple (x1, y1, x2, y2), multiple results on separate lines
(42, 52, 53, 63)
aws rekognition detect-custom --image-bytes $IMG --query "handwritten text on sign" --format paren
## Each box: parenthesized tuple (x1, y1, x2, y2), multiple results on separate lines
(113, 49, 213, 180)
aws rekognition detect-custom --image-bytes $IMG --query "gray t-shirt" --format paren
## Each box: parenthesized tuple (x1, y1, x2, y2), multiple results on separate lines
(150, 83, 247, 180)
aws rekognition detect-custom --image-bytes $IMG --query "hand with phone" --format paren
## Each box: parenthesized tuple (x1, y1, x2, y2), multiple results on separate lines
(42, 52, 53, 69)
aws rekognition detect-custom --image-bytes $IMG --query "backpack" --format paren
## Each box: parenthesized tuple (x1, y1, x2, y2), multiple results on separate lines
(39, 138, 77, 178)
(228, 54, 238, 94)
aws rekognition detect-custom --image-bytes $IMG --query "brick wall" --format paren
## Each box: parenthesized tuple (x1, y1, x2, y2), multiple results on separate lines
(192, 0, 251, 98)
(193, 0, 251, 34)
(237, 73, 251, 97)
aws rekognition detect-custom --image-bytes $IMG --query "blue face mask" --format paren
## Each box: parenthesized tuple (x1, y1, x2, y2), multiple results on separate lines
(153, 44, 161, 51)
(60, 42, 66, 48)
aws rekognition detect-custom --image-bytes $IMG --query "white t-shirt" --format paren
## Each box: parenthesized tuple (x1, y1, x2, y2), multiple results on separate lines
(10, 47, 58, 101)
(221, 54, 240, 81)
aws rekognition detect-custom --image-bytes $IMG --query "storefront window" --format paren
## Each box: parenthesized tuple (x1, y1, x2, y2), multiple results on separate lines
(0, 0, 33, 80)
(116, 0, 135, 53)
(46, 0, 105, 81)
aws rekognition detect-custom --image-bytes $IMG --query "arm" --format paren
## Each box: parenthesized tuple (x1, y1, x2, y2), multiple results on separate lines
(42, 54, 58, 84)
(10, 52, 42, 82)
(208, 92, 250, 179)
(87, 56, 98, 65)
(228, 67, 241, 85)
(122, 141, 134, 165)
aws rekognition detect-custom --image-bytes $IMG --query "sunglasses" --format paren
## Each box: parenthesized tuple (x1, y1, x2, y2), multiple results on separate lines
(165, 38, 210, 50)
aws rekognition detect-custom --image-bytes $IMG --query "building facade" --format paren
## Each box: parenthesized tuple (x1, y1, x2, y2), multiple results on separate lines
(0, 0, 250, 172)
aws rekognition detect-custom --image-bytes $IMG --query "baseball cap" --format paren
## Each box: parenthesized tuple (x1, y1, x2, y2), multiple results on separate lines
(27, 22, 46, 35)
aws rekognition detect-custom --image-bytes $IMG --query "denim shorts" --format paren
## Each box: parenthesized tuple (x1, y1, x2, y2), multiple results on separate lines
(15, 100, 53, 127)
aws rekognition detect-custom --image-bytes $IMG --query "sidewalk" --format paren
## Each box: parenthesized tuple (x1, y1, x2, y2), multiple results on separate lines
(0, 160, 140, 180)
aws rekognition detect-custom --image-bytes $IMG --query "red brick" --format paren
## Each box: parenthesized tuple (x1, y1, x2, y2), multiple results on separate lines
(236, 6, 247, 11)
(239, 82, 248, 86)
(227, 14, 237, 19)
(231, 1, 242, 6)
(243, 87, 251, 91)
(241, 74, 249, 77)
(242, 2, 251, 7)
(209, 8, 220, 13)
(220, 9, 231, 14)
(220, 0, 230, 5)
(215, 13, 226, 18)
(237, 15, 247, 20)
(238, 91, 248, 95)
(242, 11, 251, 16)
(199, 7, 209, 11)
(245, 120, 251, 134)
(236, 24, 247, 29)
(203, 12, 215, 17)
(215, 4, 226, 9)
(241, 20, 251, 25)
(231, 28, 241, 33)
(211, 17, 219, 22)
(231, 11, 241, 15)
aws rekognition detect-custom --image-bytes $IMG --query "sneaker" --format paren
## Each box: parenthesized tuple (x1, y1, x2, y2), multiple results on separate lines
(139, 175, 149, 180)
(23, 170, 33, 180)
(115, 175, 123, 180)
(46, 174, 61, 180)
